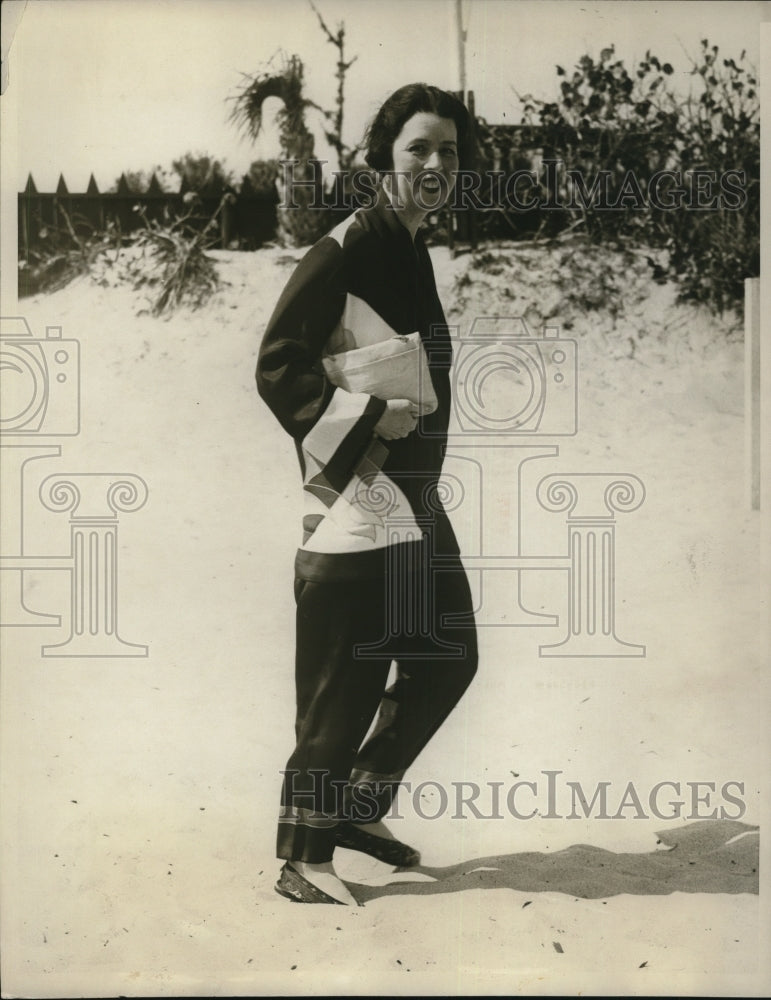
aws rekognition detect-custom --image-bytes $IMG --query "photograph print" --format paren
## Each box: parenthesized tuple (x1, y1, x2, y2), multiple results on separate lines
(1, 0, 768, 996)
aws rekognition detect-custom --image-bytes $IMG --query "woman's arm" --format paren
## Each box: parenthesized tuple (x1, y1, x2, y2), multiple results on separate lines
(256, 241, 388, 473)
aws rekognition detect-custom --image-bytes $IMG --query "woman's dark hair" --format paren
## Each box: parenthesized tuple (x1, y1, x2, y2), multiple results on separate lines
(364, 83, 476, 172)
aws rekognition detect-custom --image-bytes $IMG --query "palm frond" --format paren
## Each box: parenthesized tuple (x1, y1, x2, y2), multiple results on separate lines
(229, 52, 312, 152)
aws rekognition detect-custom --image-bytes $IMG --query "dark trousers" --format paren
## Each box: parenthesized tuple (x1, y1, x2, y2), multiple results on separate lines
(276, 555, 478, 863)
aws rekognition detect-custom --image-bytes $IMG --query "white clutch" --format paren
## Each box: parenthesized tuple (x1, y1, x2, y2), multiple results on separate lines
(322, 332, 438, 414)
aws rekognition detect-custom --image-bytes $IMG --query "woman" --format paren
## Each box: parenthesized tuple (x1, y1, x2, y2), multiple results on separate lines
(257, 83, 478, 905)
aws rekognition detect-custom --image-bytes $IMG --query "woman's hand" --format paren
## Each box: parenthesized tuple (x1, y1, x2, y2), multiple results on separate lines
(374, 398, 421, 440)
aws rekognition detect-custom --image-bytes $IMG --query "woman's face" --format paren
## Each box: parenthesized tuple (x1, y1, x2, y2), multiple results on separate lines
(387, 112, 459, 220)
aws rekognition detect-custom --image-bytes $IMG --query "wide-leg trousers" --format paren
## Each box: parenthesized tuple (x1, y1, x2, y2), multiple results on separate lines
(276, 553, 478, 863)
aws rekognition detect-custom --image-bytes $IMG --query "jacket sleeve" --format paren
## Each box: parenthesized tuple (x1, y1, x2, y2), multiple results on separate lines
(256, 239, 387, 472)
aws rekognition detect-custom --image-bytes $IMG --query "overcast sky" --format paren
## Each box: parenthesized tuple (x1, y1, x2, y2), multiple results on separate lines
(5, 0, 767, 192)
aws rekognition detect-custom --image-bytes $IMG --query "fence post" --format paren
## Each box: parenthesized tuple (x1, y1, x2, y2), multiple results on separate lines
(220, 195, 232, 249)
(55, 174, 70, 233)
(86, 173, 104, 232)
(744, 276, 761, 510)
(18, 193, 28, 262)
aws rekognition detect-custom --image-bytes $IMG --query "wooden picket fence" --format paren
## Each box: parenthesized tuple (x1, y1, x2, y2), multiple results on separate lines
(17, 172, 280, 258)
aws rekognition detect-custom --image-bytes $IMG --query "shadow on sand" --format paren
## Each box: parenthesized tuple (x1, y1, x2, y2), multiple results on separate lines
(350, 819, 759, 903)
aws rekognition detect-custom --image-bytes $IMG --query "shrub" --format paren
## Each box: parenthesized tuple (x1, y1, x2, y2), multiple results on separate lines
(243, 159, 281, 195)
(110, 167, 174, 194)
(18, 208, 122, 297)
(517, 41, 759, 311)
(123, 194, 228, 315)
(171, 153, 235, 196)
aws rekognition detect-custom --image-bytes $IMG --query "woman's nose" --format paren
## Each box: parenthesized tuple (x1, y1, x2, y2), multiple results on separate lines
(424, 151, 442, 170)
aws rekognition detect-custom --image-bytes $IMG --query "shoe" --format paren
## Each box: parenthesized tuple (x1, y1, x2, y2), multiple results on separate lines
(335, 823, 421, 867)
(274, 862, 358, 905)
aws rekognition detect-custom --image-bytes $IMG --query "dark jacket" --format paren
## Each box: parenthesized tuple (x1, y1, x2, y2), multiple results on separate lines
(257, 189, 460, 581)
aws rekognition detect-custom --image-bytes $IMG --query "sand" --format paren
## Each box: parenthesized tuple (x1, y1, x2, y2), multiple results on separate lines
(0, 243, 767, 997)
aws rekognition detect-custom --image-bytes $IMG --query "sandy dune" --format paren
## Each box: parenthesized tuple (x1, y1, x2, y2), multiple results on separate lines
(1, 244, 767, 996)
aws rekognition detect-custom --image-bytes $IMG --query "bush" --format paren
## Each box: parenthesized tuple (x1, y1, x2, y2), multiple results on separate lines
(18, 208, 122, 297)
(172, 153, 235, 197)
(20, 195, 227, 316)
(243, 159, 281, 195)
(122, 194, 227, 315)
(517, 40, 759, 311)
(110, 166, 174, 194)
